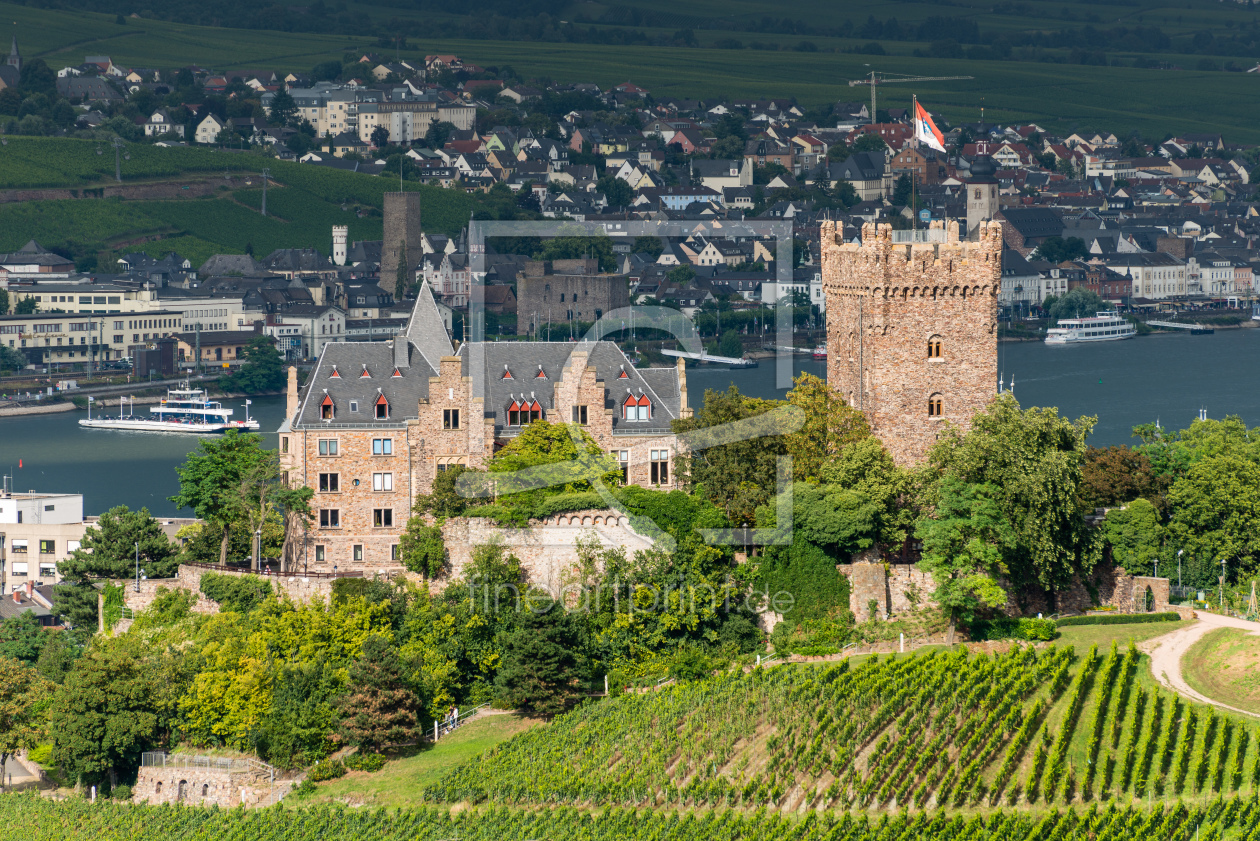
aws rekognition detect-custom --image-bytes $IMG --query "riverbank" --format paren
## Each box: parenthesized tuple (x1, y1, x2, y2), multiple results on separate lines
(0, 402, 76, 418)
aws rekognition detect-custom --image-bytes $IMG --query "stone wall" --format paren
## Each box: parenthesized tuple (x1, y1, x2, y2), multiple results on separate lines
(120, 565, 352, 618)
(381, 191, 423, 296)
(839, 558, 1174, 621)
(134, 766, 287, 808)
(439, 509, 654, 597)
(821, 219, 1002, 466)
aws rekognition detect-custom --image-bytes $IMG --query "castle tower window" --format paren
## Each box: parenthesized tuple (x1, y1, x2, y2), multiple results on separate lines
(928, 394, 943, 417)
(320, 394, 334, 419)
(927, 336, 942, 358)
(375, 394, 389, 419)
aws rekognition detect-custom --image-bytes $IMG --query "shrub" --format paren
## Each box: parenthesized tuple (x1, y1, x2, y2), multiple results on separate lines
(110, 784, 132, 801)
(307, 758, 346, 781)
(1055, 612, 1179, 627)
(291, 779, 316, 797)
(199, 572, 273, 614)
(344, 752, 386, 772)
(970, 617, 1057, 641)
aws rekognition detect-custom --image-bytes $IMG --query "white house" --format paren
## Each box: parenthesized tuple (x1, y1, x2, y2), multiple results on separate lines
(194, 114, 225, 145)
(144, 109, 183, 138)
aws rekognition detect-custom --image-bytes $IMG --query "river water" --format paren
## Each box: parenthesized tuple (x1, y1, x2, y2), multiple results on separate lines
(3, 329, 1257, 516)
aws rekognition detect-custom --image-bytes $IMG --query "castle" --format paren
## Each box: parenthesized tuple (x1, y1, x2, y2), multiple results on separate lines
(820, 218, 1003, 466)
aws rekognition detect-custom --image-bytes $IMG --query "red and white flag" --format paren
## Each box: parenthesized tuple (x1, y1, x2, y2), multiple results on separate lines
(914, 99, 946, 153)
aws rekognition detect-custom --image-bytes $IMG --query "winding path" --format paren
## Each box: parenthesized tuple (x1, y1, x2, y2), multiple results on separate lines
(1140, 611, 1260, 719)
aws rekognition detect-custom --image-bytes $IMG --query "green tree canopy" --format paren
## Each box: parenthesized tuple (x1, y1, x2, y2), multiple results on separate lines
(1035, 236, 1090, 265)
(928, 394, 1100, 598)
(494, 596, 582, 716)
(0, 613, 47, 663)
(0, 657, 52, 767)
(1047, 286, 1104, 322)
(784, 372, 870, 482)
(1166, 454, 1260, 587)
(336, 635, 419, 753)
(55, 505, 177, 633)
(915, 478, 1015, 642)
(219, 336, 285, 394)
(1079, 445, 1170, 512)
(1101, 498, 1164, 578)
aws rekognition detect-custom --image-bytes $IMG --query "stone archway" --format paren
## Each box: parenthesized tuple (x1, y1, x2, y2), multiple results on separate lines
(177, 779, 187, 802)
(1144, 585, 1155, 612)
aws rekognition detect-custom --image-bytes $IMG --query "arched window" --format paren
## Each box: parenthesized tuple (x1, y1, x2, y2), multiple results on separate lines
(201, 784, 209, 798)
(927, 336, 942, 358)
(928, 394, 943, 417)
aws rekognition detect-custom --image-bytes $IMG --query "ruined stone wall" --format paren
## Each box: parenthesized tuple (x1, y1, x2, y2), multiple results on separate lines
(438, 509, 654, 596)
(821, 219, 1002, 466)
(134, 766, 285, 808)
(120, 565, 352, 617)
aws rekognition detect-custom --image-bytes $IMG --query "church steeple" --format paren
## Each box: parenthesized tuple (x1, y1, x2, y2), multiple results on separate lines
(6, 35, 19, 72)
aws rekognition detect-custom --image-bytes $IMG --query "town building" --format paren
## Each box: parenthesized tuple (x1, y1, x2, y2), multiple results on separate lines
(0, 310, 185, 369)
(515, 259, 631, 336)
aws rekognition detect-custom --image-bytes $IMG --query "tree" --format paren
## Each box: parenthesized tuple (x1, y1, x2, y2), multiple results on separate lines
(1034, 236, 1090, 264)
(633, 236, 664, 259)
(0, 613, 46, 663)
(14, 297, 37, 315)
(35, 631, 80, 684)
(56, 506, 177, 632)
(370, 125, 390, 149)
(0, 345, 24, 373)
(398, 519, 446, 578)
(170, 431, 311, 565)
(915, 478, 1016, 642)
(673, 385, 787, 525)
(1048, 287, 1104, 323)
(19, 59, 56, 97)
(596, 174, 633, 207)
(1101, 498, 1164, 577)
(717, 329, 743, 358)
(929, 393, 1100, 598)
(50, 643, 164, 787)
(424, 120, 456, 149)
(851, 133, 888, 154)
(220, 336, 285, 394)
(493, 597, 581, 716)
(1166, 454, 1260, 587)
(268, 89, 297, 127)
(784, 372, 869, 482)
(1079, 445, 1170, 512)
(0, 287, 8, 314)
(311, 60, 343, 82)
(0, 658, 52, 772)
(335, 635, 419, 753)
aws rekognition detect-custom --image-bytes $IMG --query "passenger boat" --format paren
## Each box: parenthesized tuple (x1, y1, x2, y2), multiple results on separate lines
(1044, 312, 1136, 344)
(79, 386, 260, 433)
(812, 344, 827, 360)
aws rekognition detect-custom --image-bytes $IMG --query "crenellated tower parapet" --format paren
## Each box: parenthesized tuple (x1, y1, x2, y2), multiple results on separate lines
(820, 219, 1003, 466)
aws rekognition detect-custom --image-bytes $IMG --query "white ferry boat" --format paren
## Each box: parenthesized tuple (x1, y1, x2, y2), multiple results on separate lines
(1044, 312, 1136, 345)
(812, 343, 827, 360)
(79, 386, 260, 434)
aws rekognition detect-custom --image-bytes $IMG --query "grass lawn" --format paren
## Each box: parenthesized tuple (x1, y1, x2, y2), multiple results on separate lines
(293, 713, 541, 808)
(1183, 627, 1260, 716)
(1055, 619, 1191, 651)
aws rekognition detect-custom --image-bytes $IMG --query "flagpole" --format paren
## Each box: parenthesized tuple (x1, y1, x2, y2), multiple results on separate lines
(912, 96, 918, 232)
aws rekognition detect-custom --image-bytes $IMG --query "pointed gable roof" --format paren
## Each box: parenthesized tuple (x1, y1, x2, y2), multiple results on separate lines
(404, 279, 454, 375)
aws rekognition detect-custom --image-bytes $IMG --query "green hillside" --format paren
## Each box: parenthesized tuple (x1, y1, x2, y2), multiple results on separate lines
(0, 138, 493, 267)
(428, 643, 1259, 812)
(7, 0, 1260, 139)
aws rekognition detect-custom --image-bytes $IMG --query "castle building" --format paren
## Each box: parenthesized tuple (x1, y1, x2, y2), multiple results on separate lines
(278, 282, 689, 570)
(965, 156, 999, 239)
(380, 192, 422, 297)
(820, 219, 1002, 466)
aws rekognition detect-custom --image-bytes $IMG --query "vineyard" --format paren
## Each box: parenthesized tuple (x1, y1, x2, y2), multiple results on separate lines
(7, 793, 1260, 840)
(426, 643, 1260, 812)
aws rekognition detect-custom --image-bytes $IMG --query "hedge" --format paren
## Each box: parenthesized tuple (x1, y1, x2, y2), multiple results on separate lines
(1055, 612, 1180, 627)
(970, 617, 1057, 642)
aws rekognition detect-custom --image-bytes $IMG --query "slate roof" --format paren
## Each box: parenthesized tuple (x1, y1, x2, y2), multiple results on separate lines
(405, 281, 454, 376)
(997, 208, 1064, 240)
(294, 340, 431, 428)
(467, 340, 680, 437)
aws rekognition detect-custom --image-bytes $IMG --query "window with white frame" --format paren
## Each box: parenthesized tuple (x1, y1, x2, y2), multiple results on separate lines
(372, 472, 393, 491)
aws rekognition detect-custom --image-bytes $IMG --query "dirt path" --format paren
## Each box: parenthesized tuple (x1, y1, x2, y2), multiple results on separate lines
(1140, 611, 1260, 718)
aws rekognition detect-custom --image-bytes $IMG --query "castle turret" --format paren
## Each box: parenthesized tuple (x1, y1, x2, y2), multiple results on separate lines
(820, 218, 1003, 466)
(965, 155, 999, 240)
(331, 225, 348, 267)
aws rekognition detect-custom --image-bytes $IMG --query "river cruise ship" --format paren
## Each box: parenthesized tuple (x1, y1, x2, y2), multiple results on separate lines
(1044, 312, 1136, 344)
(79, 386, 260, 434)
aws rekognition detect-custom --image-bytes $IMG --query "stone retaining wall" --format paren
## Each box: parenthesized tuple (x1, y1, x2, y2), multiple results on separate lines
(133, 765, 288, 808)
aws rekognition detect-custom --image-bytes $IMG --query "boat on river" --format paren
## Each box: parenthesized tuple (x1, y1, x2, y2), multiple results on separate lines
(1044, 312, 1136, 345)
(79, 386, 260, 434)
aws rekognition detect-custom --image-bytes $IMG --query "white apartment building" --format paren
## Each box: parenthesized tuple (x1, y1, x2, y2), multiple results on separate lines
(0, 310, 184, 368)
(275, 85, 474, 142)
(1105, 252, 1187, 299)
(0, 490, 84, 593)
(8, 283, 248, 330)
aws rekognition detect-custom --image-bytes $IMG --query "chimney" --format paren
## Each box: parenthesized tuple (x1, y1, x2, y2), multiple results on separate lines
(393, 334, 409, 370)
(677, 355, 691, 419)
(11, 588, 20, 604)
(24, 581, 32, 598)
(286, 366, 299, 420)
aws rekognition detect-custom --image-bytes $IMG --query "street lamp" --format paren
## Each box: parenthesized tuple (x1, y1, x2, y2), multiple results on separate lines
(1221, 558, 1228, 613)
(253, 528, 262, 572)
(1178, 549, 1184, 588)
(134, 541, 146, 592)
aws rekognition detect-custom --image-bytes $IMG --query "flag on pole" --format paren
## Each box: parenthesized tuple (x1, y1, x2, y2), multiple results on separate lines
(914, 99, 947, 153)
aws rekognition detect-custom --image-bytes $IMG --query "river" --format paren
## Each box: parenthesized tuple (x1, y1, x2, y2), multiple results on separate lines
(2, 330, 1257, 516)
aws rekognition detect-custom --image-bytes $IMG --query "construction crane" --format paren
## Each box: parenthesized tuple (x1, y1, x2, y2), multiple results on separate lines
(848, 72, 974, 122)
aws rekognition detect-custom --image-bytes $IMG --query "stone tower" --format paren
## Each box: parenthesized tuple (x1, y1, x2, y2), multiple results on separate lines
(331, 225, 348, 266)
(6, 36, 19, 72)
(381, 192, 422, 297)
(966, 156, 998, 240)
(820, 218, 1002, 466)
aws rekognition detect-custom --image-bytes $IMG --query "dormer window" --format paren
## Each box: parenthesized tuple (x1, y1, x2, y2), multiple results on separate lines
(329, 365, 340, 378)
(502, 365, 513, 380)
(508, 399, 521, 426)
(320, 394, 334, 420)
(622, 393, 651, 421)
(375, 394, 389, 419)
(361, 365, 371, 378)
(535, 366, 546, 379)
(392, 368, 403, 378)
(617, 366, 629, 379)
